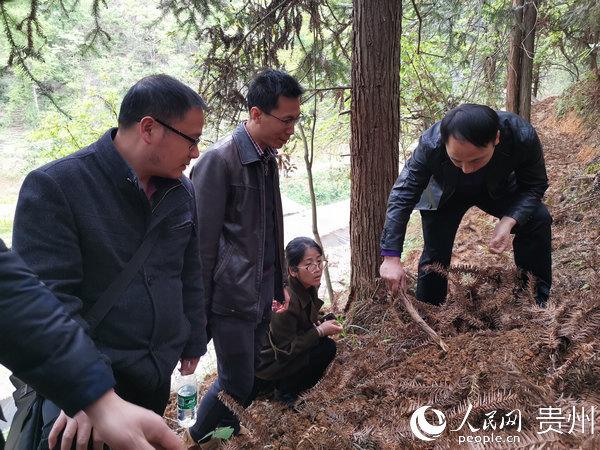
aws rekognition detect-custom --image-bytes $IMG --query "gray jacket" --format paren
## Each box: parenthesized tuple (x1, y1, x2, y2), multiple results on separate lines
(190, 124, 286, 322)
(13, 129, 207, 392)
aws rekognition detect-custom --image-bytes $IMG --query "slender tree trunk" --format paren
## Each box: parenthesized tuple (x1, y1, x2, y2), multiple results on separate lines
(506, 0, 524, 113)
(349, 0, 401, 303)
(590, 41, 599, 81)
(484, 55, 497, 106)
(532, 61, 541, 99)
(518, 0, 538, 121)
(558, 39, 580, 81)
(298, 122, 336, 310)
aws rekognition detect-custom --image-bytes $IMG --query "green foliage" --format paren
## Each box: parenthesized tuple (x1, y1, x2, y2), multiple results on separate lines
(585, 162, 600, 175)
(1, 0, 206, 159)
(399, 0, 510, 140)
(30, 90, 119, 161)
(0, 73, 40, 127)
(0, 0, 592, 171)
(282, 165, 350, 207)
(163, 0, 351, 129)
(201, 426, 234, 441)
(556, 74, 600, 128)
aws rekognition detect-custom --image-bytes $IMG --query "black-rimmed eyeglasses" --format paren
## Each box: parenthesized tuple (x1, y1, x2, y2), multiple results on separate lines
(263, 111, 302, 126)
(154, 118, 200, 151)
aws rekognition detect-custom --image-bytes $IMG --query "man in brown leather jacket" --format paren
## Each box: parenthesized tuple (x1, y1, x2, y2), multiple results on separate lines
(189, 69, 303, 443)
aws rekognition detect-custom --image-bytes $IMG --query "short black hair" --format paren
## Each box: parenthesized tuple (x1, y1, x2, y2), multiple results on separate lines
(118, 74, 208, 128)
(285, 236, 323, 270)
(440, 103, 499, 148)
(247, 69, 304, 113)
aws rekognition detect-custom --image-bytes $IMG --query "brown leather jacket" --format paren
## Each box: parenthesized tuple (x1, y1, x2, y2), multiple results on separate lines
(255, 277, 324, 380)
(190, 123, 286, 322)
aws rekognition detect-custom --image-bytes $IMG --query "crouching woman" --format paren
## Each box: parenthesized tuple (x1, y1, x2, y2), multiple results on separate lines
(256, 237, 343, 405)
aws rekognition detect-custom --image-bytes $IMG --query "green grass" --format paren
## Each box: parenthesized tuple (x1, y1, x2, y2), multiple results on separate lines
(282, 166, 350, 206)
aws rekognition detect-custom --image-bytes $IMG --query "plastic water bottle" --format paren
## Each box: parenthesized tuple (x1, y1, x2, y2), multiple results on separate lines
(176, 374, 197, 427)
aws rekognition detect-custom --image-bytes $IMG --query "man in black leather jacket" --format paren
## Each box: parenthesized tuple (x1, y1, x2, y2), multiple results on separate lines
(380, 103, 551, 306)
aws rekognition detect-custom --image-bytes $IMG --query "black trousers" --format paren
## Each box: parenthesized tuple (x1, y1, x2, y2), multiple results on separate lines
(190, 310, 270, 442)
(275, 337, 337, 396)
(190, 268, 273, 443)
(416, 191, 552, 305)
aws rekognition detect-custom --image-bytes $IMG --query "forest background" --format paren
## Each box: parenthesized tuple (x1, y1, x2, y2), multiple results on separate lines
(1, 0, 600, 443)
(1, 0, 597, 302)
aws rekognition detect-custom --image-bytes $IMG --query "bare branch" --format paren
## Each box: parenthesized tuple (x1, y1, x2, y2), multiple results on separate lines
(410, 0, 422, 54)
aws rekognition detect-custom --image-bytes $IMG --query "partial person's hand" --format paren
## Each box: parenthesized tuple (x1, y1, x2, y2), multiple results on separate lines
(85, 390, 184, 450)
(379, 256, 407, 294)
(272, 287, 291, 314)
(179, 357, 200, 375)
(489, 216, 517, 254)
(48, 409, 100, 450)
(317, 320, 343, 337)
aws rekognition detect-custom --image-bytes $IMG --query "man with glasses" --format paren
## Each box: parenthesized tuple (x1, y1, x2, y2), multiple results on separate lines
(188, 69, 303, 445)
(11, 74, 208, 448)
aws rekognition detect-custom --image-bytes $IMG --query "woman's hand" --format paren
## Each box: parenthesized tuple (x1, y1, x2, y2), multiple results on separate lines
(317, 320, 343, 337)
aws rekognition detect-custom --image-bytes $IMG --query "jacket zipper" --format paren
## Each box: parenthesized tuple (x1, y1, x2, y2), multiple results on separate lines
(151, 182, 182, 213)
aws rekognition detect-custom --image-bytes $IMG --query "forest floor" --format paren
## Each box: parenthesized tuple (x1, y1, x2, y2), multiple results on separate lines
(167, 92, 600, 449)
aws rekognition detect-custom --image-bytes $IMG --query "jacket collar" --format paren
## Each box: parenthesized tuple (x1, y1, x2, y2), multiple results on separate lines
(436, 116, 516, 198)
(95, 129, 136, 188)
(95, 128, 187, 193)
(288, 276, 323, 310)
(232, 123, 261, 165)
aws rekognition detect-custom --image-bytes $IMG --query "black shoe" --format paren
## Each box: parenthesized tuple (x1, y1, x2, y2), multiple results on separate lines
(274, 389, 298, 408)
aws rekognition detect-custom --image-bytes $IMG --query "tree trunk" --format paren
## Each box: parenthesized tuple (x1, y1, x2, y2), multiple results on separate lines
(484, 55, 497, 106)
(506, 0, 524, 113)
(518, 0, 538, 122)
(349, 0, 401, 302)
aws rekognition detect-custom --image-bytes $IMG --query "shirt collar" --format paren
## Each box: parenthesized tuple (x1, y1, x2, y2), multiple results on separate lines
(243, 121, 278, 159)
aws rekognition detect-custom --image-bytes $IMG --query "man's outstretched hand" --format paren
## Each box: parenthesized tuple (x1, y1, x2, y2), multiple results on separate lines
(85, 390, 184, 450)
(380, 256, 407, 295)
(489, 216, 517, 254)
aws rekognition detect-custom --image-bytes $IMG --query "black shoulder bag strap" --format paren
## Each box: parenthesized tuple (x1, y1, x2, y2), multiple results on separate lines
(84, 225, 160, 334)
